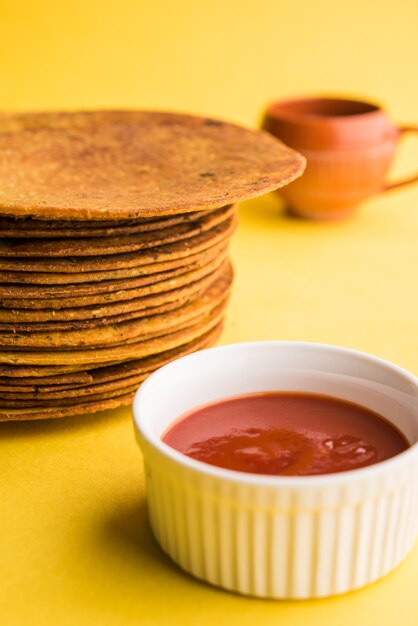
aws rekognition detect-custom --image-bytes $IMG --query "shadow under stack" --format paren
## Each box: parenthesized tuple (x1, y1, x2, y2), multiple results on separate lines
(0, 111, 304, 420)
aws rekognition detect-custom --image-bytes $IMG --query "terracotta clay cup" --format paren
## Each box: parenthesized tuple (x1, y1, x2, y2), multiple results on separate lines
(262, 97, 418, 220)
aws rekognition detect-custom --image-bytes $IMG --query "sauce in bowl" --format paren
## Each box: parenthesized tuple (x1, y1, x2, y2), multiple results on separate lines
(162, 392, 408, 476)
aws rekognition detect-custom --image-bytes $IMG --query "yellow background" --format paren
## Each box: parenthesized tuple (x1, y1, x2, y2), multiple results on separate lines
(1, 0, 418, 624)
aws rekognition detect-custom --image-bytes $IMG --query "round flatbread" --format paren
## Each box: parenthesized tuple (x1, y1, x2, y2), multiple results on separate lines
(0, 323, 223, 420)
(0, 215, 236, 272)
(0, 261, 227, 323)
(0, 247, 227, 298)
(0, 375, 147, 399)
(0, 393, 134, 421)
(0, 205, 232, 257)
(0, 297, 226, 365)
(0, 361, 124, 378)
(0, 298, 188, 332)
(0, 208, 216, 238)
(0, 255, 226, 309)
(0, 384, 142, 407)
(0, 371, 93, 385)
(0, 322, 222, 391)
(0, 110, 305, 220)
(0, 268, 231, 348)
(0, 241, 227, 285)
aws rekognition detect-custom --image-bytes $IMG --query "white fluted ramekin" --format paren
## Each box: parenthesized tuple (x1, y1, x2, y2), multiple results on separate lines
(133, 341, 418, 599)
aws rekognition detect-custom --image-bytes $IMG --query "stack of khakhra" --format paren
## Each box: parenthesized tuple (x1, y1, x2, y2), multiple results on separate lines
(0, 110, 305, 420)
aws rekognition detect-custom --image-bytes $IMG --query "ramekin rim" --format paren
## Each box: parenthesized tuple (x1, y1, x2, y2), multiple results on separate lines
(132, 340, 418, 489)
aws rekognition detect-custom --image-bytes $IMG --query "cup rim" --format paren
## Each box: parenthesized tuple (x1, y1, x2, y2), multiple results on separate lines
(133, 341, 418, 489)
(264, 96, 384, 124)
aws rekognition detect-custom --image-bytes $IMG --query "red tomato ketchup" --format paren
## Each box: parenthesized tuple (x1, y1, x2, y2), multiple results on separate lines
(162, 392, 409, 476)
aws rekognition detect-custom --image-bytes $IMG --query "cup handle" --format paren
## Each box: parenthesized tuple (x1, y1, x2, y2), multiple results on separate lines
(383, 126, 418, 192)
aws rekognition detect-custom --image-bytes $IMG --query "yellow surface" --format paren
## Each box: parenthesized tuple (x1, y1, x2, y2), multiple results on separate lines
(1, 0, 418, 623)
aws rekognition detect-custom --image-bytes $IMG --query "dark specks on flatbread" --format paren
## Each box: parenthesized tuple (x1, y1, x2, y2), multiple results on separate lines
(203, 119, 224, 126)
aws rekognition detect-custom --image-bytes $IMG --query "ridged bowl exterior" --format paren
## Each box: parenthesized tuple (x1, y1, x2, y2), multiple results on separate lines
(138, 434, 418, 599)
(133, 341, 418, 599)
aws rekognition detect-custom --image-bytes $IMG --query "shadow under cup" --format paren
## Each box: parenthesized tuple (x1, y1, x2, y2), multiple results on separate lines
(133, 341, 418, 599)
(262, 97, 413, 219)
